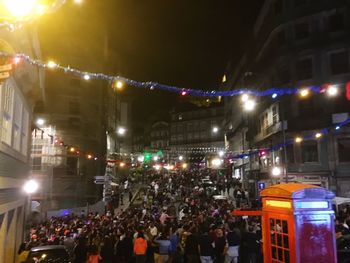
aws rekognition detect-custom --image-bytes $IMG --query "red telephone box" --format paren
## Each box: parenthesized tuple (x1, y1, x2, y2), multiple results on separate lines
(233, 183, 337, 263)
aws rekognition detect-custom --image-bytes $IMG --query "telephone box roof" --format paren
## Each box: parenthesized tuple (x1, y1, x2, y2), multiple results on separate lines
(260, 183, 335, 200)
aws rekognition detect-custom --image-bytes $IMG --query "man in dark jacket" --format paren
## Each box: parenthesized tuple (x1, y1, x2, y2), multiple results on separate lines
(226, 223, 241, 263)
(185, 230, 200, 263)
(198, 227, 214, 263)
(241, 226, 260, 263)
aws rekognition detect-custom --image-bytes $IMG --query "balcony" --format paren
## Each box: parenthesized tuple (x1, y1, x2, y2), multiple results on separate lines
(254, 120, 286, 143)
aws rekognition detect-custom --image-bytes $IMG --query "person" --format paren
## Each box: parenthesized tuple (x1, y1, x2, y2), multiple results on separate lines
(198, 227, 214, 263)
(100, 236, 114, 263)
(226, 223, 240, 263)
(117, 231, 134, 263)
(154, 232, 171, 263)
(214, 228, 227, 263)
(88, 245, 102, 263)
(241, 226, 260, 263)
(73, 237, 89, 263)
(134, 231, 148, 263)
(120, 192, 124, 205)
(185, 228, 200, 263)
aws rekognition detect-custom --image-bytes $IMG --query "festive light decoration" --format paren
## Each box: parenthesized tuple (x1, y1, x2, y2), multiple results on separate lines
(299, 88, 310, 98)
(1, 52, 348, 98)
(346, 82, 350, 101)
(295, 137, 303, 143)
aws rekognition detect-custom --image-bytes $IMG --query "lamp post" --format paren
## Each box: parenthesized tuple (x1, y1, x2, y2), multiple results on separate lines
(23, 179, 39, 238)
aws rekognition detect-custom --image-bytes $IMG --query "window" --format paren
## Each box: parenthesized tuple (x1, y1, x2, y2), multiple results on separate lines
(328, 13, 344, 32)
(296, 58, 313, 80)
(32, 157, 42, 170)
(178, 114, 182, 121)
(21, 109, 29, 155)
(338, 138, 350, 162)
(301, 141, 318, 163)
(272, 106, 278, 124)
(330, 51, 349, 75)
(2, 83, 14, 145)
(295, 22, 310, 40)
(13, 94, 22, 151)
(69, 101, 80, 114)
(261, 113, 268, 130)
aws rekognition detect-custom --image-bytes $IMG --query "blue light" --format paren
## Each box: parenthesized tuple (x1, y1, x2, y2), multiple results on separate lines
(335, 126, 340, 130)
(272, 93, 278, 99)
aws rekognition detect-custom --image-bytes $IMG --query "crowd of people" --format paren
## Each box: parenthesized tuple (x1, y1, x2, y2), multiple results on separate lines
(20, 169, 264, 263)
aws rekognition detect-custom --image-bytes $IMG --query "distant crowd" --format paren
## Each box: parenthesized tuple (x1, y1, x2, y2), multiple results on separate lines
(20, 169, 264, 263)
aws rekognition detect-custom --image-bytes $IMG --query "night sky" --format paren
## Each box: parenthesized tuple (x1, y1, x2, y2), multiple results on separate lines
(39, 0, 262, 123)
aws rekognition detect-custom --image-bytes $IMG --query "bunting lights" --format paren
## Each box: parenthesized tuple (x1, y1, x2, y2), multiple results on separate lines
(1, 52, 350, 99)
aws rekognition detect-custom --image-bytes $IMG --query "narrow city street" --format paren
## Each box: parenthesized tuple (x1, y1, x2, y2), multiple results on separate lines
(0, 0, 350, 262)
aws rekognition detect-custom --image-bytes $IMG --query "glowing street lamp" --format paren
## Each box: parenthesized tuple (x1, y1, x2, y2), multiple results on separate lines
(218, 151, 224, 157)
(243, 99, 256, 111)
(271, 167, 282, 177)
(36, 118, 45, 126)
(178, 155, 183, 161)
(212, 127, 219, 133)
(117, 127, 126, 135)
(327, 85, 338, 97)
(23, 179, 39, 195)
(4, 0, 37, 18)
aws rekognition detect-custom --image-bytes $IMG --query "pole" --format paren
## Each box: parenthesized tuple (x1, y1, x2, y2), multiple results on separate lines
(281, 101, 288, 183)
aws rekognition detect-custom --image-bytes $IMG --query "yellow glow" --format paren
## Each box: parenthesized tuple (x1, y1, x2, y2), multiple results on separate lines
(4, 0, 37, 17)
(295, 137, 303, 143)
(47, 60, 57, 69)
(87, 154, 93, 159)
(315, 132, 322, 139)
(222, 74, 227, 83)
(41, 254, 47, 259)
(35, 4, 46, 15)
(299, 88, 309, 98)
(69, 147, 75, 152)
(119, 162, 125, 167)
(83, 74, 90, 80)
(74, 0, 83, 4)
(114, 80, 124, 90)
(182, 163, 188, 169)
(266, 200, 292, 209)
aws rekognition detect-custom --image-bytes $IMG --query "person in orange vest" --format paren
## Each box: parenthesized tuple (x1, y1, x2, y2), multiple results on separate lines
(134, 231, 148, 263)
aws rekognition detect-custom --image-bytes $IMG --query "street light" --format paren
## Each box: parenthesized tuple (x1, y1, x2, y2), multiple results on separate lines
(23, 179, 39, 195)
(178, 155, 183, 161)
(117, 127, 126, 135)
(243, 99, 256, 111)
(271, 167, 282, 177)
(327, 85, 338, 97)
(4, 0, 37, 18)
(36, 118, 45, 126)
(211, 158, 222, 168)
(218, 151, 224, 157)
(212, 127, 219, 133)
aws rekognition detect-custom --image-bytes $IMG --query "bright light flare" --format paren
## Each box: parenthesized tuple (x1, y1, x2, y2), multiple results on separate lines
(327, 85, 338, 97)
(117, 127, 126, 135)
(212, 127, 219, 133)
(23, 179, 39, 194)
(178, 155, 183, 161)
(243, 99, 256, 111)
(315, 132, 322, 139)
(271, 167, 281, 176)
(47, 60, 57, 69)
(83, 74, 90, 80)
(182, 163, 188, 169)
(5, 0, 37, 17)
(241, 94, 249, 102)
(218, 151, 224, 157)
(114, 80, 124, 90)
(211, 158, 222, 167)
(36, 118, 45, 126)
(137, 156, 144, 162)
(299, 88, 310, 98)
(295, 137, 303, 143)
(119, 162, 126, 167)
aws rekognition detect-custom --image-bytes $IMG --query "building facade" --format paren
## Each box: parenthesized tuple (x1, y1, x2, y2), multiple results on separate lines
(150, 121, 169, 150)
(224, 0, 350, 196)
(0, 26, 44, 261)
(169, 105, 225, 164)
